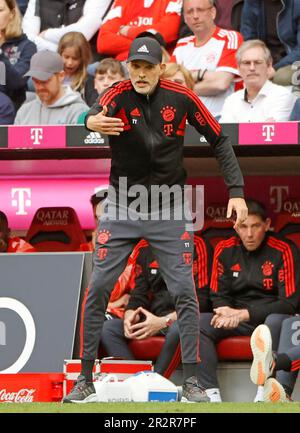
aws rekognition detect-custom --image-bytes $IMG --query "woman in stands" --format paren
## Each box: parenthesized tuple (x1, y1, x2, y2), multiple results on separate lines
(58, 31, 93, 104)
(0, 0, 36, 111)
(161, 62, 194, 90)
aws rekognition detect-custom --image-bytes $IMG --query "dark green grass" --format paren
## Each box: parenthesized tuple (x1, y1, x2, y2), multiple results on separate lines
(0, 402, 300, 413)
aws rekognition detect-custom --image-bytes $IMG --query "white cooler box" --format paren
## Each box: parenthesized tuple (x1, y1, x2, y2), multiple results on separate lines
(94, 371, 178, 402)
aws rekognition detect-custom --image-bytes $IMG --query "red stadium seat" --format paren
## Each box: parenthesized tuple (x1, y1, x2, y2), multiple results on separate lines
(200, 210, 235, 249)
(25, 206, 87, 252)
(216, 336, 252, 361)
(129, 337, 181, 379)
(274, 210, 300, 250)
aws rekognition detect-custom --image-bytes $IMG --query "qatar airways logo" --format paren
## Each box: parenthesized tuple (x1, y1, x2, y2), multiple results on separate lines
(262, 124, 275, 142)
(30, 127, 44, 145)
(11, 188, 32, 215)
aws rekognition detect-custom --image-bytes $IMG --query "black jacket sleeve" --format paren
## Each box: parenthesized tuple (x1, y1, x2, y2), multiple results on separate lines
(185, 89, 244, 198)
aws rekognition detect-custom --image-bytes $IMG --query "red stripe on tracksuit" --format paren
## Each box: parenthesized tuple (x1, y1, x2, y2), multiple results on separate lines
(100, 80, 133, 107)
(267, 237, 296, 297)
(210, 237, 239, 293)
(291, 359, 300, 372)
(194, 236, 208, 288)
(160, 79, 221, 136)
(79, 286, 89, 359)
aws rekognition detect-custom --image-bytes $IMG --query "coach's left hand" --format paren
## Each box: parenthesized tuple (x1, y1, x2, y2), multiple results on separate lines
(227, 197, 248, 229)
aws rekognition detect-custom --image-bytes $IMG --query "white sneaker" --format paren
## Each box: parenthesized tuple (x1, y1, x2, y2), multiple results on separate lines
(253, 385, 264, 402)
(250, 324, 275, 385)
(263, 378, 288, 403)
(206, 388, 222, 402)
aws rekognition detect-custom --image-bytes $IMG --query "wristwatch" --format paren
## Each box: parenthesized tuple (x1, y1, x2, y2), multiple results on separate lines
(165, 315, 173, 327)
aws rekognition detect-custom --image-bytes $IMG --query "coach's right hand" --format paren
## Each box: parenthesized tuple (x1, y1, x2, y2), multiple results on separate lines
(86, 105, 124, 135)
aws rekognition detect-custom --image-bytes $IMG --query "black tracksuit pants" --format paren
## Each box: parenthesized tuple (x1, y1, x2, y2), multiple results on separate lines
(80, 200, 200, 373)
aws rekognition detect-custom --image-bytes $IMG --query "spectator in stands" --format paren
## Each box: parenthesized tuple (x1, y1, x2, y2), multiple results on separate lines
(250, 322, 300, 402)
(179, 0, 244, 38)
(0, 91, 15, 124)
(22, 0, 112, 59)
(240, 0, 300, 89)
(193, 199, 300, 402)
(220, 40, 296, 123)
(58, 31, 93, 104)
(16, 0, 27, 15)
(79, 57, 126, 114)
(289, 99, 300, 121)
(96, 0, 182, 61)
(93, 58, 126, 97)
(171, 0, 243, 119)
(0, 0, 37, 111)
(161, 62, 194, 89)
(0, 210, 35, 252)
(14, 50, 88, 125)
(101, 237, 213, 376)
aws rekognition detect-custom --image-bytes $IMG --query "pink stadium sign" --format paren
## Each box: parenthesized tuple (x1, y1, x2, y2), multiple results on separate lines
(239, 122, 299, 145)
(8, 126, 66, 149)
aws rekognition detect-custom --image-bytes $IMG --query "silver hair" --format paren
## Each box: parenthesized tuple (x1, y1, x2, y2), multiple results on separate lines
(236, 39, 273, 65)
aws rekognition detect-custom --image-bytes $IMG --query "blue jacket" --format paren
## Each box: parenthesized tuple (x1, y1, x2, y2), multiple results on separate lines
(0, 33, 36, 110)
(241, 0, 300, 70)
(0, 92, 15, 125)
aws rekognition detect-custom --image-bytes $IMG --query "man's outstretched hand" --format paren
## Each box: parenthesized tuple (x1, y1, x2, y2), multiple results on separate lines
(86, 105, 124, 135)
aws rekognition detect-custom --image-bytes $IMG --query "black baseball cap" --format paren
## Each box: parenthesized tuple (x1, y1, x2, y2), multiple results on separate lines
(127, 36, 162, 65)
(136, 31, 167, 48)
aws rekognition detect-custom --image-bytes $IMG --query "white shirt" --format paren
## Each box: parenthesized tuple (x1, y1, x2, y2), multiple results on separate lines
(171, 28, 243, 118)
(220, 80, 297, 123)
(22, 0, 112, 52)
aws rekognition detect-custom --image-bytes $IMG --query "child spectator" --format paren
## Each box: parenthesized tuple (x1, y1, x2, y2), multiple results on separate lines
(94, 58, 125, 94)
(0, 0, 36, 110)
(161, 62, 194, 89)
(58, 31, 93, 103)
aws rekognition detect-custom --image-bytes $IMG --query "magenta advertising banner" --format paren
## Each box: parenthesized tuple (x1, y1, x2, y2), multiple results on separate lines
(8, 126, 66, 149)
(239, 122, 299, 145)
(1, 176, 299, 232)
(0, 178, 109, 231)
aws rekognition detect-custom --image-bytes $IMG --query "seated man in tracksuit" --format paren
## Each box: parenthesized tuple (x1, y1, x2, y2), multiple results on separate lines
(100, 234, 213, 377)
(196, 198, 300, 402)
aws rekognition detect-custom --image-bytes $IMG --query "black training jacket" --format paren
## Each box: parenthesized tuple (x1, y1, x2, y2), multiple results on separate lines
(85, 79, 244, 200)
(210, 232, 300, 326)
(126, 235, 213, 315)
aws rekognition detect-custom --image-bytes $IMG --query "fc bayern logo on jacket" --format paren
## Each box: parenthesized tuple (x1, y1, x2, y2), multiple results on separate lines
(97, 230, 111, 245)
(262, 261, 274, 277)
(160, 106, 176, 122)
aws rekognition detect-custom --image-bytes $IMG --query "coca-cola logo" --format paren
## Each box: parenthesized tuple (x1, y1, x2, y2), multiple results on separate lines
(0, 388, 36, 403)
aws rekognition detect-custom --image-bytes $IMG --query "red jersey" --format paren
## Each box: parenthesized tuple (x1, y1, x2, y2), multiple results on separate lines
(97, 0, 182, 60)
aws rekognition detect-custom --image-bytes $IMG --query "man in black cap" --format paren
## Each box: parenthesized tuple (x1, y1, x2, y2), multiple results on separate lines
(63, 36, 248, 403)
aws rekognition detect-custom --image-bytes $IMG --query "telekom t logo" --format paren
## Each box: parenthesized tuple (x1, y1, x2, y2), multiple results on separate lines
(11, 188, 31, 215)
(262, 124, 275, 142)
(30, 128, 43, 145)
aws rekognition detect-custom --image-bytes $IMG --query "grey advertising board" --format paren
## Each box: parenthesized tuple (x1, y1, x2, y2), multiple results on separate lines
(0, 253, 85, 373)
